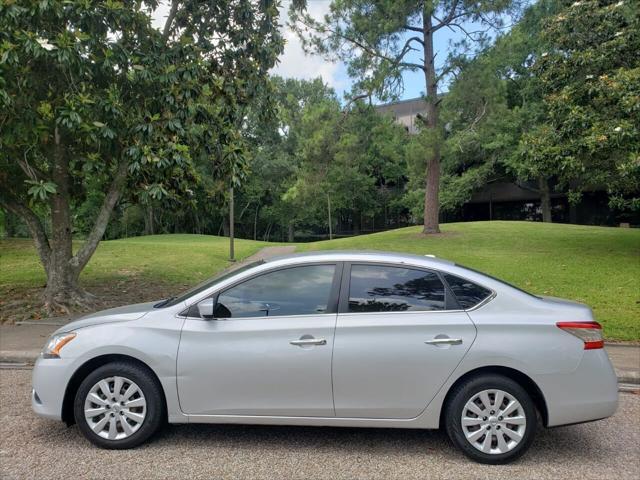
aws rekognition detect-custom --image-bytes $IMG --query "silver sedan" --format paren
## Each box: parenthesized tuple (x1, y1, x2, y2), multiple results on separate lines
(32, 251, 618, 464)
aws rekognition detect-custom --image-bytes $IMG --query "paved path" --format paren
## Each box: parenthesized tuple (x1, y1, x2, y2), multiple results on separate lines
(1, 368, 638, 480)
(242, 245, 297, 262)
(607, 344, 640, 384)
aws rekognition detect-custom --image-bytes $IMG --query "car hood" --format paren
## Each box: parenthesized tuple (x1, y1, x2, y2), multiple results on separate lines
(54, 301, 158, 334)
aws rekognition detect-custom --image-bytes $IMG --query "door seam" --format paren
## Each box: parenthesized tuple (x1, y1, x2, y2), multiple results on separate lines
(329, 262, 345, 416)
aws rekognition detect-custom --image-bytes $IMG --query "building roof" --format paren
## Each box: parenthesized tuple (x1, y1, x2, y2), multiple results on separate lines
(375, 97, 428, 117)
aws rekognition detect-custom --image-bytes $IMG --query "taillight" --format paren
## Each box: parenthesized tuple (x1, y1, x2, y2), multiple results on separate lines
(556, 321, 604, 350)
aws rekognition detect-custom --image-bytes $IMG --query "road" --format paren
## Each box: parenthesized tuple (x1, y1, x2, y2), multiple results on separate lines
(1, 368, 638, 480)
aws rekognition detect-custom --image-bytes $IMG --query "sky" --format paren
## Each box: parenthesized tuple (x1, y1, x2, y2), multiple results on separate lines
(272, 0, 471, 102)
(152, 1, 513, 104)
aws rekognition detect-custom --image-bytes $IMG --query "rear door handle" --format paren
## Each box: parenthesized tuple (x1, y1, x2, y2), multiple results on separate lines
(290, 338, 327, 346)
(425, 338, 463, 346)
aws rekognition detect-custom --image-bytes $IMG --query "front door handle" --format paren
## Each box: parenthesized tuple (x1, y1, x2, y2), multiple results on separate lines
(290, 337, 327, 346)
(425, 338, 463, 346)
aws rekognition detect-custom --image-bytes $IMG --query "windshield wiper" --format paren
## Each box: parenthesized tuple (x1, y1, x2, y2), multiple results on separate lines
(154, 297, 176, 308)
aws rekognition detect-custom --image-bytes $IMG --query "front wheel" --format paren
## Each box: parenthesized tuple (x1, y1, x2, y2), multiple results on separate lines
(74, 361, 164, 449)
(444, 374, 537, 464)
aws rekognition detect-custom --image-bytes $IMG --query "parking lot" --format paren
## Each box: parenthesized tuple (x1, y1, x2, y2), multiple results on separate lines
(1, 368, 638, 480)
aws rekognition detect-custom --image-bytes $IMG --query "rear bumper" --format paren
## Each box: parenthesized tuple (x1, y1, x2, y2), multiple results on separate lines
(535, 349, 618, 427)
(32, 356, 75, 421)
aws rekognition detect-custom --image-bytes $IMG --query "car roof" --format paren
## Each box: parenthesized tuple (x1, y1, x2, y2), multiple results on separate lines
(264, 250, 455, 268)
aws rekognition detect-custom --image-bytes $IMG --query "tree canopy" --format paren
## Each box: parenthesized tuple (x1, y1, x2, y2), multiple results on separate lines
(289, 0, 526, 233)
(0, 0, 283, 311)
(518, 0, 639, 212)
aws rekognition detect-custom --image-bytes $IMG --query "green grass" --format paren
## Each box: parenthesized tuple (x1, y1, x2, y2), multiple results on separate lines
(0, 234, 272, 289)
(301, 221, 640, 341)
(1, 221, 638, 340)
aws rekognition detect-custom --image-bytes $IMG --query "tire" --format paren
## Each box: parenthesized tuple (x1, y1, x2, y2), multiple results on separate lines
(73, 361, 165, 449)
(444, 374, 537, 464)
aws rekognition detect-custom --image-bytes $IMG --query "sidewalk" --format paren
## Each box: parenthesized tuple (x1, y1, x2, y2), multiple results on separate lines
(1, 321, 638, 385)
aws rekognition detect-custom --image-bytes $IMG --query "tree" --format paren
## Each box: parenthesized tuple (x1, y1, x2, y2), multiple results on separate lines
(434, 0, 559, 221)
(284, 99, 408, 238)
(0, 0, 283, 311)
(517, 0, 640, 214)
(289, 0, 524, 233)
(239, 77, 337, 242)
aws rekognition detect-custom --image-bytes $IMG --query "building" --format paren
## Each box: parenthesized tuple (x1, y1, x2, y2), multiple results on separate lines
(375, 97, 428, 134)
(376, 97, 633, 226)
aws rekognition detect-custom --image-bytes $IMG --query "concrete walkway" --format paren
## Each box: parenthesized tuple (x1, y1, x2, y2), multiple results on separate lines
(242, 245, 297, 262)
(606, 343, 640, 384)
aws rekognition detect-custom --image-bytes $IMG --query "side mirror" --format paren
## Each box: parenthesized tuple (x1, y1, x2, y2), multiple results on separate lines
(197, 298, 215, 319)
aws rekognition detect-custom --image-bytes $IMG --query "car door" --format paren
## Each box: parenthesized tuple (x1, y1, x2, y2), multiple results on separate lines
(177, 263, 341, 417)
(332, 263, 477, 419)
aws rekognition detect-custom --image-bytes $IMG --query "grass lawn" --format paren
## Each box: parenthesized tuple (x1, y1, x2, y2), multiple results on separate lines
(302, 221, 639, 341)
(1, 221, 638, 340)
(0, 234, 269, 288)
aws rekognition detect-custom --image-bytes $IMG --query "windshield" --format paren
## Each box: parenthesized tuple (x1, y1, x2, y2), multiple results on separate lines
(159, 260, 265, 308)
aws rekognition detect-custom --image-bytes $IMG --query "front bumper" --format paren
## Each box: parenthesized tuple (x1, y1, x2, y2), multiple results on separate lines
(536, 349, 619, 427)
(31, 356, 76, 421)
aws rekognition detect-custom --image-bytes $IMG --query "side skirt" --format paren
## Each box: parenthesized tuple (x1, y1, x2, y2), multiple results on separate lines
(180, 414, 437, 429)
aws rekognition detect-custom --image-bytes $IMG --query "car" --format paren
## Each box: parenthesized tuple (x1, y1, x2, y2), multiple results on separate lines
(31, 251, 618, 464)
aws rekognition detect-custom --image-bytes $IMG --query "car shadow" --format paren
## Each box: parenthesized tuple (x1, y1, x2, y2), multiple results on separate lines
(147, 420, 603, 463)
(33, 414, 607, 465)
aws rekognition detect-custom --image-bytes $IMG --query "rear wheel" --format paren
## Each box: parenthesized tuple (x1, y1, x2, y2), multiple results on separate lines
(74, 362, 164, 449)
(444, 374, 537, 464)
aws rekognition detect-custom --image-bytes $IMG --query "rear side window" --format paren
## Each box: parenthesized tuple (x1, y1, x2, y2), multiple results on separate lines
(443, 274, 492, 309)
(216, 265, 336, 318)
(348, 265, 445, 312)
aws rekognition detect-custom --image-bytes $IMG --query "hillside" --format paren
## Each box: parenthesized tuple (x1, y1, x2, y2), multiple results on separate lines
(1, 221, 638, 340)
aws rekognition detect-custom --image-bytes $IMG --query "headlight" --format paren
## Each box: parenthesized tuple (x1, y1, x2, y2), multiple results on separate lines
(41, 332, 76, 358)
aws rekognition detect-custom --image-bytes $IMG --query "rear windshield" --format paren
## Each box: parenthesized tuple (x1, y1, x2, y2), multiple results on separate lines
(161, 260, 265, 307)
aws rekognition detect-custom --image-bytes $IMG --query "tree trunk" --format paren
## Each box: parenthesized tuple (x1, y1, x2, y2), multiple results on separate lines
(144, 204, 155, 235)
(263, 222, 272, 242)
(538, 177, 552, 223)
(229, 186, 235, 261)
(254, 207, 259, 241)
(194, 210, 201, 235)
(422, 10, 441, 234)
(327, 195, 333, 240)
(42, 127, 84, 311)
(2, 210, 16, 238)
(0, 198, 51, 276)
(288, 221, 294, 243)
(1, 135, 128, 312)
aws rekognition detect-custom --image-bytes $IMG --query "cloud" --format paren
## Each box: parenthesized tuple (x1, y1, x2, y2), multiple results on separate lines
(151, 1, 350, 94)
(272, 2, 349, 94)
(151, 2, 171, 30)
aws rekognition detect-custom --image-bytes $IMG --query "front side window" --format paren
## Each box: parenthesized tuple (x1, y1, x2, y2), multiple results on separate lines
(443, 273, 492, 309)
(162, 260, 265, 308)
(348, 265, 445, 312)
(216, 265, 336, 318)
